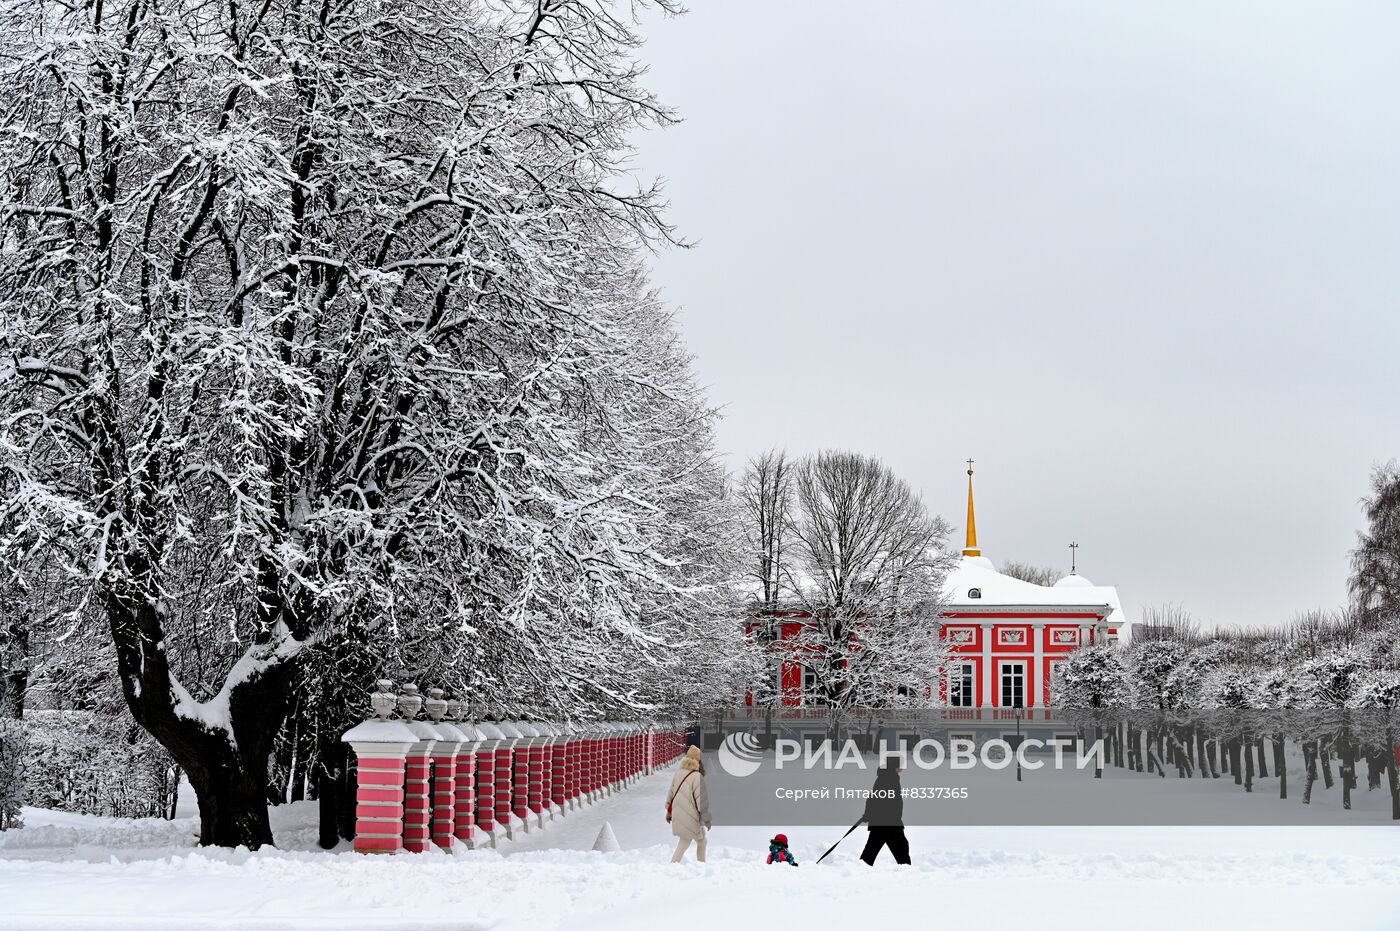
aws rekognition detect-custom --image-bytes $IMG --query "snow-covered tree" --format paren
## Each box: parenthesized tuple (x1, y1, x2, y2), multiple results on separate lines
(739, 450, 795, 616)
(783, 451, 955, 713)
(1345, 669, 1400, 819)
(0, 0, 743, 848)
(1351, 462, 1400, 623)
(737, 450, 795, 706)
(1051, 644, 1128, 778)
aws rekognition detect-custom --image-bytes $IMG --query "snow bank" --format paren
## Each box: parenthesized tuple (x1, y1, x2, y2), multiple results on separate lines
(2, 773, 1399, 930)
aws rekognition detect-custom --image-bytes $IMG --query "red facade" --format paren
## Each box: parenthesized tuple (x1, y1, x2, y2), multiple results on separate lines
(751, 610, 1116, 709)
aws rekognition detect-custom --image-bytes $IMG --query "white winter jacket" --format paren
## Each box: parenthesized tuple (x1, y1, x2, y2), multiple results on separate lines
(666, 753, 711, 841)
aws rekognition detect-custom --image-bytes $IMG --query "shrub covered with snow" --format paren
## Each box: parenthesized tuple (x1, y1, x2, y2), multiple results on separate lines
(21, 711, 176, 820)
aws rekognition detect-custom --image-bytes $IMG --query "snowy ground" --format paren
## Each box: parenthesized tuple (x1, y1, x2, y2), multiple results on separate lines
(2, 770, 1399, 931)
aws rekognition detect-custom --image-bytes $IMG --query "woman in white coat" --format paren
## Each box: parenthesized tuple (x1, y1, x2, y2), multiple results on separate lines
(666, 745, 711, 862)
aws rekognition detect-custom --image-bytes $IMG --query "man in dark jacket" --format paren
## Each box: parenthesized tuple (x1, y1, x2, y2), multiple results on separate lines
(859, 763, 911, 865)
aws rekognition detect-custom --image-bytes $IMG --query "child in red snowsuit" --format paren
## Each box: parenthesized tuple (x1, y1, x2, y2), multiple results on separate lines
(766, 833, 799, 866)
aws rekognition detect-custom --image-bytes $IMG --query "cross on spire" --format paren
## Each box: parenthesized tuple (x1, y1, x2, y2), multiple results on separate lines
(966, 458, 974, 475)
(1069, 541, 1079, 574)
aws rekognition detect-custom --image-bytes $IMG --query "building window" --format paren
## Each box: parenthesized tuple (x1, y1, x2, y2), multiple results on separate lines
(801, 666, 819, 706)
(1000, 662, 1025, 708)
(949, 662, 975, 707)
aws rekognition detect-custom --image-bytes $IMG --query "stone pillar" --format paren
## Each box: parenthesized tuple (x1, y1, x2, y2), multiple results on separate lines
(473, 720, 504, 847)
(342, 680, 418, 855)
(495, 720, 524, 838)
(400, 686, 439, 854)
(570, 727, 587, 808)
(403, 686, 439, 851)
(585, 725, 601, 803)
(424, 689, 464, 851)
(550, 723, 570, 816)
(520, 721, 547, 830)
(537, 721, 558, 823)
(450, 704, 481, 847)
(510, 720, 537, 832)
(602, 723, 617, 796)
(980, 624, 995, 708)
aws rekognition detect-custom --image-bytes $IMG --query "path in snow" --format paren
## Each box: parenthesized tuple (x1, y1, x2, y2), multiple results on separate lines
(1, 769, 1399, 930)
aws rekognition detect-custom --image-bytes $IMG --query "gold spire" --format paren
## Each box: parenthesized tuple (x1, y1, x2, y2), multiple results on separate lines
(963, 458, 980, 557)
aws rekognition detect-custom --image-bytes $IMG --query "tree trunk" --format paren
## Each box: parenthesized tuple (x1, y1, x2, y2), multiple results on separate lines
(316, 723, 353, 849)
(1319, 741, 1335, 790)
(185, 758, 276, 847)
(1255, 738, 1268, 778)
(1230, 739, 1242, 785)
(1302, 740, 1318, 804)
(106, 594, 300, 849)
(1386, 736, 1400, 822)
(0, 615, 28, 719)
(1274, 735, 1286, 800)
(317, 760, 344, 850)
(290, 718, 312, 804)
(1243, 735, 1254, 793)
(1339, 739, 1354, 811)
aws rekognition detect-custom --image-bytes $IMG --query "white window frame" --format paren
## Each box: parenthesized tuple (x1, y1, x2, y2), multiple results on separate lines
(1000, 661, 1026, 709)
(948, 661, 976, 708)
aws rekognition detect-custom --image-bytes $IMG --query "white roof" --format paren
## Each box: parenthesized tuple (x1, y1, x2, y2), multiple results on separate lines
(942, 555, 1128, 631)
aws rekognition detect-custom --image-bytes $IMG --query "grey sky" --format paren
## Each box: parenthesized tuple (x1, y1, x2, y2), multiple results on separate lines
(631, 1, 1400, 629)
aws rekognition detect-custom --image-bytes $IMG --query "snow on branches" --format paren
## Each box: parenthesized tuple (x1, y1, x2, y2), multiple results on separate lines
(0, 0, 737, 846)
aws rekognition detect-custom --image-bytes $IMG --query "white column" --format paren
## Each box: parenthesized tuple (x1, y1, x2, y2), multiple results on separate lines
(980, 623, 994, 708)
(1031, 622, 1046, 708)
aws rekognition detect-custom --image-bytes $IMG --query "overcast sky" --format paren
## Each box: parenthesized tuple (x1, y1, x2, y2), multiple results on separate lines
(630, 1, 1400, 629)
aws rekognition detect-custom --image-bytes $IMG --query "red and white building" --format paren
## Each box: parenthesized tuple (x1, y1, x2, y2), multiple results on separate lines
(756, 464, 1126, 709)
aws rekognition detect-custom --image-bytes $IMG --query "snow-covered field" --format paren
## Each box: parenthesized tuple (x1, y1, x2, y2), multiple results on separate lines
(2, 771, 1399, 931)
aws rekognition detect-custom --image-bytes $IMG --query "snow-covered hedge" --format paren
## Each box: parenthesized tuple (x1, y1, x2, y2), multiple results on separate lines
(20, 711, 177, 819)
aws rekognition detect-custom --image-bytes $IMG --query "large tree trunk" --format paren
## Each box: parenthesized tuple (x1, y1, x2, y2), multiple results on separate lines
(1274, 735, 1287, 800)
(185, 755, 277, 847)
(106, 594, 301, 849)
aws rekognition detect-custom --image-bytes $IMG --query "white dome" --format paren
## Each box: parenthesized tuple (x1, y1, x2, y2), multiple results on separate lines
(960, 555, 997, 572)
(1054, 573, 1095, 588)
